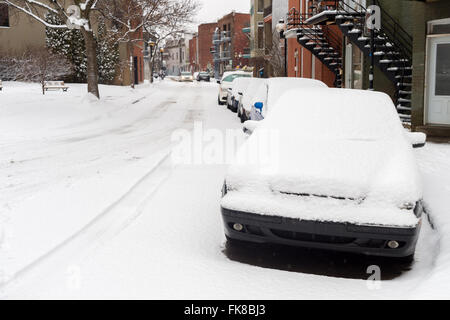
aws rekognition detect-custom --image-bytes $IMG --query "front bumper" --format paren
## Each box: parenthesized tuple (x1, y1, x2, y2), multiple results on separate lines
(222, 206, 422, 258)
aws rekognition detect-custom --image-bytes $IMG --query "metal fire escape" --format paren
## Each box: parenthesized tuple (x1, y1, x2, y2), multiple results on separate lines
(286, 0, 413, 123)
(286, 8, 344, 88)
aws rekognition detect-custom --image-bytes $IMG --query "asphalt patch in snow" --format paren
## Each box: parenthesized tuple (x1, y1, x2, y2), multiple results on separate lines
(224, 240, 413, 280)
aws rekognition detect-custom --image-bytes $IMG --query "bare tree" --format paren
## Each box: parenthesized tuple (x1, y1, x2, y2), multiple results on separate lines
(0, 48, 72, 94)
(4, 0, 101, 97)
(98, 0, 199, 85)
(265, 31, 286, 77)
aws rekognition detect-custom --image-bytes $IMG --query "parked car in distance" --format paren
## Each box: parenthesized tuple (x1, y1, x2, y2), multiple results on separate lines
(228, 77, 253, 113)
(218, 71, 252, 105)
(197, 72, 211, 82)
(221, 88, 426, 259)
(249, 78, 328, 121)
(180, 72, 194, 82)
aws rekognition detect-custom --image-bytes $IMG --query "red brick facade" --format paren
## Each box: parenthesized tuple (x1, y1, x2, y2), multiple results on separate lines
(287, 0, 338, 87)
(217, 12, 251, 69)
(197, 22, 218, 72)
(189, 36, 198, 71)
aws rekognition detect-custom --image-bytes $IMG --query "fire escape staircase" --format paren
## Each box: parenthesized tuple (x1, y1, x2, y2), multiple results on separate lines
(287, 9, 343, 88)
(335, 0, 413, 123)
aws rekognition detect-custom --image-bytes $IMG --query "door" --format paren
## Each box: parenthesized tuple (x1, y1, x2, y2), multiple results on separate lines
(427, 35, 450, 125)
(133, 56, 139, 85)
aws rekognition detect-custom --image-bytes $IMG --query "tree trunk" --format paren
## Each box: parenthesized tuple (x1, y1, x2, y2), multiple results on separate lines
(128, 42, 135, 89)
(82, 29, 100, 99)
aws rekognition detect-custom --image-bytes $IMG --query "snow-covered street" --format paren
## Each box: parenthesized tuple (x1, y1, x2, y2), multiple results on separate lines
(0, 80, 449, 299)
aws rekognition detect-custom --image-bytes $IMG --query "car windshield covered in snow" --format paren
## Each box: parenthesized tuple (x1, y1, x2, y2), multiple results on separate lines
(181, 72, 192, 76)
(270, 88, 403, 141)
(222, 73, 251, 83)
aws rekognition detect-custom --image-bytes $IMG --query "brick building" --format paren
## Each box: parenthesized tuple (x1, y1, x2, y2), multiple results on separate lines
(189, 34, 199, 71)
(213, 12, 251, 75)
(284, 0, 338, 87)
(198, 22, 218, 72)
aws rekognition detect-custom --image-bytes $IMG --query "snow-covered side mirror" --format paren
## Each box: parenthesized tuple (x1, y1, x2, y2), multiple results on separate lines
(243, 120, 261, 135)
(254, 102, 263, 112)
(405, 132, 427, 148)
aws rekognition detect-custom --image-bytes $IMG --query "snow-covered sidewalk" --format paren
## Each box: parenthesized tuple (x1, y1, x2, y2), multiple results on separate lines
(0, 81, 449, 299)
(0, 81, 212, 286)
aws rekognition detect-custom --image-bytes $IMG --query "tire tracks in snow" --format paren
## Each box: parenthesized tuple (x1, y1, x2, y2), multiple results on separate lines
(0, 151, 174, 296)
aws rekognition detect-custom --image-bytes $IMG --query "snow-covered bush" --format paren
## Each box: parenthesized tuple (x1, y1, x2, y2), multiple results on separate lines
(0, 49, 73, 93)
(45, 13, 118, 85)
(96, 17, 119, 84)
(45, 13, 87, 83)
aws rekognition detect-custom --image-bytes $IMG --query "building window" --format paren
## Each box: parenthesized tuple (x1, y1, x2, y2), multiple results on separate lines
(257, 0, 264, 13)
(0, 3, 9, 27)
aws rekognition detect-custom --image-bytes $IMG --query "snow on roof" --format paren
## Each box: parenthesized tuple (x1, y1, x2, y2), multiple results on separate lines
(232, 77, 254, 96)
(264, 77, 328, 115)
(221, 71, 252, 81)
(222, 88, 422, 227)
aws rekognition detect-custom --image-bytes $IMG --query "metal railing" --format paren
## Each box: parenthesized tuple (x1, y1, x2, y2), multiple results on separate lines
(264, 4, 272, 18)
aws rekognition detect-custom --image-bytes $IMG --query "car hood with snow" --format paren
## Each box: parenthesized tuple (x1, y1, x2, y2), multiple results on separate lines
(222, 88, 423, 228)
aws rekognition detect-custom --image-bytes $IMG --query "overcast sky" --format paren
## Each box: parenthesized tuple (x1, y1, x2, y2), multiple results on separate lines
(193, 0, 251, 26)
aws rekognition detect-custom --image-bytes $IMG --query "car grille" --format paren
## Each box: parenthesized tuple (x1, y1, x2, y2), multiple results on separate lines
(270, 229, 356, 244)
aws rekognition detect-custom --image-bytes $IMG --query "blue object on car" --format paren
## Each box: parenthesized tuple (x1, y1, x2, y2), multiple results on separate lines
(254, 102, 263, 112)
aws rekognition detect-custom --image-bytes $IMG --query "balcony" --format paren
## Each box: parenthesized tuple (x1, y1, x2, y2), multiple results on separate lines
(242, 47, 251, 59)
(213, 31, 232, 44)
(242, 23, 250, 34)
(213, 51, 231, 62)
(263, 4, 272, 19)
(304, 0, 363, 25)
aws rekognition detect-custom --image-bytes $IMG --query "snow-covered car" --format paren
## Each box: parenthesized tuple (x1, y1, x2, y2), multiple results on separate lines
(249, 78, 328, 121)
(217, 71, 252, 105)
(180, 72, 194, 82)
(228, 77, 253, 113)
(221, 88, 426, 259)
(238, 78, 265, 122)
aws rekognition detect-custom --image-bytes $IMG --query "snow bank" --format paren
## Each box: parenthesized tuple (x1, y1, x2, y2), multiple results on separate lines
(222, 88, 422, 227)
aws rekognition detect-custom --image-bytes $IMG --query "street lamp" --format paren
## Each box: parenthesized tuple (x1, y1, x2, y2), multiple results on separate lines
(276, 19, 288, 77)
(148, 40, 156, 82)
